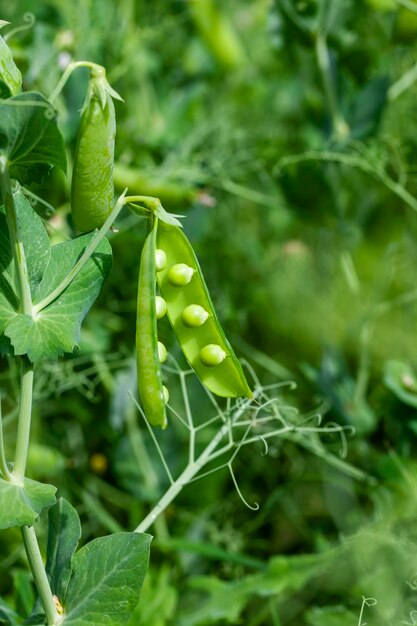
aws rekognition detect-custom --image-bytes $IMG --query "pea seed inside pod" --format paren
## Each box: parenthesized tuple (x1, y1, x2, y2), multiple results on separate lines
(155, 249, 167, 272)
(181, 304, 209, 328)
(158, 341, 167, 363)
(155, 296, 167, 319)
(162, 385, 170, 404)
(168, 263, 195, 287)
(199, 344, 227, 367)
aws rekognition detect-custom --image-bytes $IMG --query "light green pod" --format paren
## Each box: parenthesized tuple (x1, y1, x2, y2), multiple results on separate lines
(156, 223, 252, 398)
(136, 219, 167, 428)
(71, 77, 116, 232)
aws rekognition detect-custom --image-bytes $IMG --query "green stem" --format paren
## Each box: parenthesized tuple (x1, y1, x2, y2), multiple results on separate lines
(125, 404, 169, 540)
(0, 160, 59, 625)
(13, 357, 34, 481)
(315, 33, 349, 139)
(388, 60, 417, 101)
(22, 526, 60, 625)
(33, 191, 127, 314)
(134, 393, 258, 534)
(135, 421, 231, 533)
(187, 0, 247, 70)
(49, 60, 104, 104)
(0, 157, 32, 315)
(340, 251, 360, 294)
(276, 151, 417, 213)
(0, 395, 11, 480)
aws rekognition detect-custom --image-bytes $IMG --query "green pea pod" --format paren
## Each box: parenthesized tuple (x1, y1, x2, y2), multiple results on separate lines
(136, 219, 167, 429)
(71, 70, 119, 232)
(156, 222, 252, 399)
(0, 33, 22, 97)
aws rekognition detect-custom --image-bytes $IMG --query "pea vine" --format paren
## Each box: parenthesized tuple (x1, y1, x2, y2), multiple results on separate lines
(0, 19, 361, 626)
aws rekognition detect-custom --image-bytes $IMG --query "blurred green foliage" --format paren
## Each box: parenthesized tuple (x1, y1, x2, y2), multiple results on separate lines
(2, 0, 417, 623)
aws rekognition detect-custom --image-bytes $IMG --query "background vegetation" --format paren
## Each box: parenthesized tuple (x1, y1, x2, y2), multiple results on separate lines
(2, 0, 417, 624)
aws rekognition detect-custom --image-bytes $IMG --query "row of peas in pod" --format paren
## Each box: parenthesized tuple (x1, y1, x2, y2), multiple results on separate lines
(136, 218, 252, 429)
(67, 65, 251, 429)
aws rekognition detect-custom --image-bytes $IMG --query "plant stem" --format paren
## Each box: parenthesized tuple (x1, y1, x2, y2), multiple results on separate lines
(13, 357, 34, 481)
(22, 526, 60, 625)
(0, 160, 59, 625)
(125, 404, 169, 540)
(0, 395, 11, 480)
(276, 151, 417, 213)
(135, 419, 231, 533)
(0, 157, 32, 315)
(33, 191, 126, 314)
(49, 60, 103, 104)
(134, 393, 259, 534)
(315, 34, 349, 139)
(388, 60, 417, 101)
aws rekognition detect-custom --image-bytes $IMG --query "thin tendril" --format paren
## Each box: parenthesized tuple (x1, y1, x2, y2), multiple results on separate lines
(3, 13, 35, 42)
(257, 436, 269, 456)
(229, 464, 259, 511)
(20, 187, 56, 217)
(129, 393, 174, 485)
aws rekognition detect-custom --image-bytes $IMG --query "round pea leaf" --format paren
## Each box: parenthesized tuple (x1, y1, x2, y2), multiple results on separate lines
(0, 91, 66, 184)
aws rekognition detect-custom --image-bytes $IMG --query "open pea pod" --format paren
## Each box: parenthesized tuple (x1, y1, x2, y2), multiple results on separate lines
(156, 222, 252, 399)
(136, 219, 167, 429)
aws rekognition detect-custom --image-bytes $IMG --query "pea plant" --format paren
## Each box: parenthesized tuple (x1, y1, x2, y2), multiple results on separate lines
(0, 21, 356, 626)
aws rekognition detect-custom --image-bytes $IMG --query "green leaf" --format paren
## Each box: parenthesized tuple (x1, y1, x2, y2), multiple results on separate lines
(0, 35, 22, 97)
(179, 553, 328, 625)
(0, 477, 56, 530)
(346, 76, 389, 139)
(0, 203, 17, 339)
(0, 596, 18, 625)
(0, 204, 12, 273)
(0, 190, 51, 348)
(128, 199, 184, 228)
(12, 570, 34, 620)
(0, 272, 17, 340)
(127, 566, 178, 626)
(0, 92, 66, 185)
(1, 192, 112, 360)
(305, 605, 360, 626)
(23, 616, 46, 625)
(26, 442, 66, 480)
(46, 498, 81, 601)
(383, 360, 417, 408)
(5, 233, 112, 362)
(14, 192, 51, 301)
(153, 202, 183, 227)
(62, 532, 151, 626)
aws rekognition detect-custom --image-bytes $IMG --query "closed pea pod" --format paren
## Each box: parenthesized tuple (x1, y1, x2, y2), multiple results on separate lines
(156, 222, 252, 398)
(136, 218, 168, 429)
(71, 67, 121, 232)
